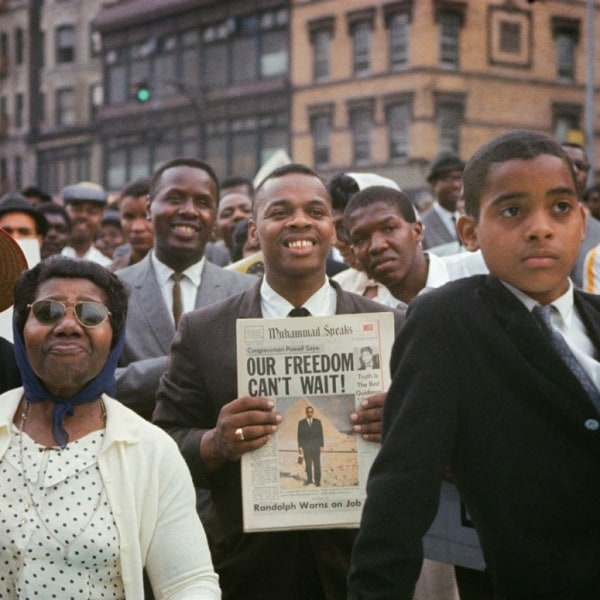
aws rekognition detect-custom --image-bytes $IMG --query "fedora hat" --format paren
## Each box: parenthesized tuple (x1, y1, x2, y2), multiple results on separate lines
(0, 228, 28, 312)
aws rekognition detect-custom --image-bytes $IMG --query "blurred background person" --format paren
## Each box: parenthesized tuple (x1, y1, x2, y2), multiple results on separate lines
(110, 177, 154, 271)
(583, 184, 600, 222)
(216, 191, 253, 259)
(95, 208, 124, 260)
(21, 186, 52, 208)
(0, 192, 48, 248)
(561, 142, 600, 288)
(61, 183, 111, 267)
(37, 203, 72, 260)
(420, 151, 465, 251)
(3, 256, 220, 599)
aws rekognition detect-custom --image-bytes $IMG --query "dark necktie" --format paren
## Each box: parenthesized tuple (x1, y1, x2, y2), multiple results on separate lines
(533, 304, 600, 414)
(288, 307, 311, 317)
(171, 272, 184, 328)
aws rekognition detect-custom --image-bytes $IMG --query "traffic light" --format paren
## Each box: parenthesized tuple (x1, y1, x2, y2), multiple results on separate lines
(132, 80, 151, 103)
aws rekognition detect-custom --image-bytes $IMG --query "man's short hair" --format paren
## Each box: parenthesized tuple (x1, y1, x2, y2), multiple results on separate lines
(149, 158, 220, 202)
(253, 164, 328, 216)
(118, 177, 151, 202)
(463, 129, 575, 219)
(37, 202, 72, 231)
(220, 175, 254, 198)
(344, 186, 418, 231)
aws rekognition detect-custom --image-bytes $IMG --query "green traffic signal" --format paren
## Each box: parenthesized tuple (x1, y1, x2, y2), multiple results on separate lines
(133, 81, 151, 103)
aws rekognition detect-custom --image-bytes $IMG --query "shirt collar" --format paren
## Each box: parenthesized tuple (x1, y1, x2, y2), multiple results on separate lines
(260, 277, 336, 317)
(151, 250, 205, 288)
(501, 279, 575, 324)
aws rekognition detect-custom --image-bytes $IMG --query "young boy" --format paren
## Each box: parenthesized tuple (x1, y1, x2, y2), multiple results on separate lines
(348, 130, 600, 599)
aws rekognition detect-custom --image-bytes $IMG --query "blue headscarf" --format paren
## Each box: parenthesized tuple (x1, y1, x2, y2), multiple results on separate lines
(12, 318, 126, 449)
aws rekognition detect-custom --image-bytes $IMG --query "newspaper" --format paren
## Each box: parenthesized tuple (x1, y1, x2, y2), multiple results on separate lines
(237, 312, 395, 532)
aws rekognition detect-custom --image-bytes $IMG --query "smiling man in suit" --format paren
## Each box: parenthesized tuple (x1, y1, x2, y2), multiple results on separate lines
(154, 163, 404, 600)
(115, 158, 254, 421)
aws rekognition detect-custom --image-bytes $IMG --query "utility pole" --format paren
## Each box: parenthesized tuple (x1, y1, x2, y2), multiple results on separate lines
(585, 0, 596, 183)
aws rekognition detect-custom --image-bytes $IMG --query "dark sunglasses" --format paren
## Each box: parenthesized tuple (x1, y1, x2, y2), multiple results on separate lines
(28, 299, 111, 328)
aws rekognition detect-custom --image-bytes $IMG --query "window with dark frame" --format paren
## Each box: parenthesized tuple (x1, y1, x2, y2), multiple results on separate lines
(312, 28, 331, 81)
(310, 113, 331, 167)
(351, 21, 371, 76)
(439, 12, 461, 69)
(350, 106, 372, 164)
(388, 12, 409, 70)
(55, 25, 75, 64)
(552, 18, 579, 82)
(436, 101, 463, 154)
(15, 28, 24, 65)
(56, 87, 76, 126)
(15, 92, 23, 128)
(387, 101, 410, 159)
(499, 21, 521, 54)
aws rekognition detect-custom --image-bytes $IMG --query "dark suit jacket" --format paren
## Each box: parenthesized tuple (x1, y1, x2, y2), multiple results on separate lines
(154, 279, 404, 600)
(115, 253, 254, 419)
(348, 275, 600, 600)
(420, 206, 457, 250)
(298, 417, 324, 453)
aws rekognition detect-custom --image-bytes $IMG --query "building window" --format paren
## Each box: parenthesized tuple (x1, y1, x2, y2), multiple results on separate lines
(56, 25, 75, 64)
(15, 92, 23, 128)
(310, 112, 332, 167)
(14, 155, 22, 190)
(0, 32, 8, 75)
(202, 8, 288, 89)
(205, 113, 289, 180)
(387, 11, 410, 70)
(553, 18, 579, 81)
(89, 83, 102, 121)
(386, 99, 411, 159)
(56, 87, 76, 126)
(310, 26, 332, 81)
(438, 12, 461, 69)
(0, 96, 8, 135)
(435, 95, 464, 153)
(15, 27, 24, 65)
(38, 145, 91, 193)
(552, 103, 581, 142)
(489, 7, 531, 68)
(351, 21, 372, 76)
(350, 105, 373, 164)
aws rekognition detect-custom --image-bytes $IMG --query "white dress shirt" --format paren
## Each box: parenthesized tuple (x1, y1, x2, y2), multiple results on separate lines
(260, 277, 337, 318)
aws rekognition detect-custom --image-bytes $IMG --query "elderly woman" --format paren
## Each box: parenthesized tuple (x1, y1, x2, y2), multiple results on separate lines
(0, 256, 220, 599)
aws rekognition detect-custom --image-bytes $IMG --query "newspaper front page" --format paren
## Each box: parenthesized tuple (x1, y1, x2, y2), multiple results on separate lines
(237, 312, 395, 532)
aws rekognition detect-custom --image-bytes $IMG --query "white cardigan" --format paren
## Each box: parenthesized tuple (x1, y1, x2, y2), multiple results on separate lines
(0, 388, 220, 600)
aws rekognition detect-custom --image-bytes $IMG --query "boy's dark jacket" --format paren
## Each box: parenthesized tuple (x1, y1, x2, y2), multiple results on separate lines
(350, 274, 600, 600)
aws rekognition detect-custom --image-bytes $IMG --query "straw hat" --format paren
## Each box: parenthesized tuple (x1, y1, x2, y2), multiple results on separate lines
(0, 228, 28, 312)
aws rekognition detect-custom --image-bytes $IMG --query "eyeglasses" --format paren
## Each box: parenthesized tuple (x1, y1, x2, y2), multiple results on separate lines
(572, 160, 591, 173)
(28, 299, 111, 328)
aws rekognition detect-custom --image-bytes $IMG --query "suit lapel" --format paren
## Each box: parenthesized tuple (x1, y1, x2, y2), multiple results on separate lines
(484, 276, 596, 405)
(134, 256, 175, 353)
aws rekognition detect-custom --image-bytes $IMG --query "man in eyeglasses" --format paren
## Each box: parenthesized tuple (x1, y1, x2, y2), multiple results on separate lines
(420, 151, 465, 251)
(561, 142, 600, 288)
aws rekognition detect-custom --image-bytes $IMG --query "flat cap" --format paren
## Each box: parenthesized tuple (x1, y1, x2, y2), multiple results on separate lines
(62, 183, 107, 205)
(427, 151, 465, 183)
(0, 192, 49, 236)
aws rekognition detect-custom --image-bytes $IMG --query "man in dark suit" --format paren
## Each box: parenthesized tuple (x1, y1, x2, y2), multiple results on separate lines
(297, 406, 324, 486)
(348, 130, 600, 599)
(115, 158, 254, 421)
(154, 163, 404, 600)
(420, 151, 465, 250)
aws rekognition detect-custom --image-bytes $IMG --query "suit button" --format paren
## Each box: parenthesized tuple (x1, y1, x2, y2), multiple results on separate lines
(584, 419, 599, 430)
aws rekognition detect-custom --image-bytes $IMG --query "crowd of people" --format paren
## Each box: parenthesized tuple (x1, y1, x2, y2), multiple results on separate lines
(0, 128, 599, 599)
